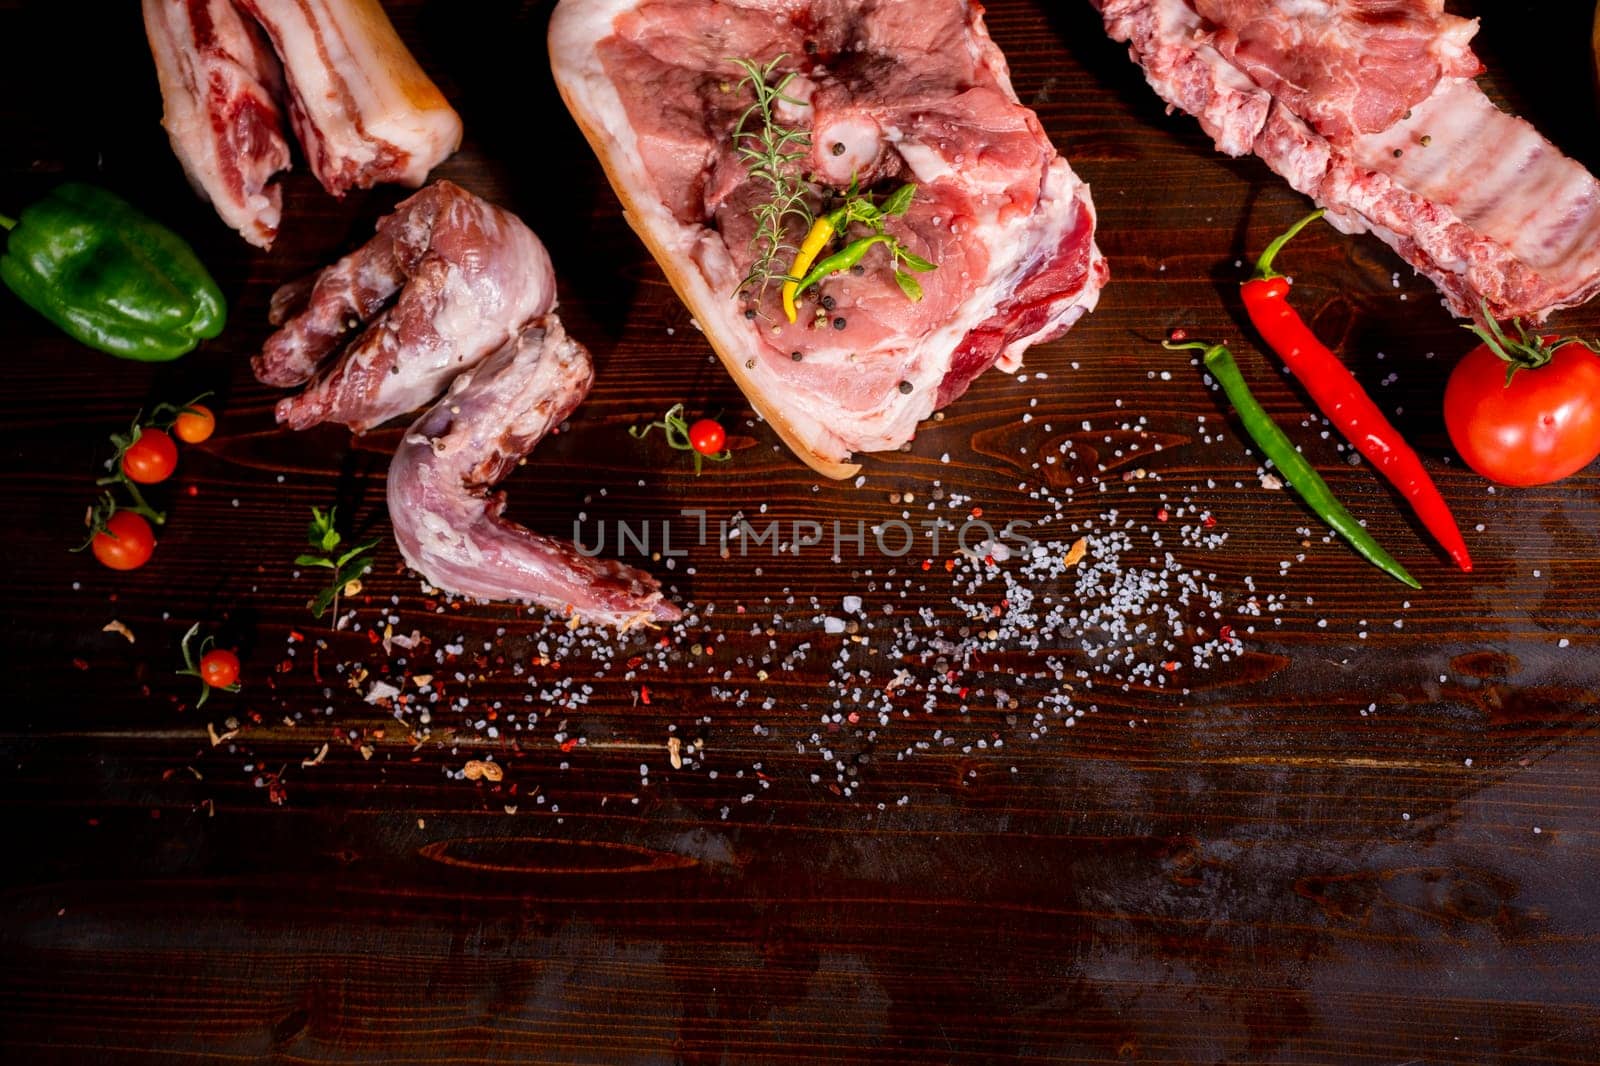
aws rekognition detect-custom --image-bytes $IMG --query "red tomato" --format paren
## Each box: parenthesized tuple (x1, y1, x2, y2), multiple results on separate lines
(121, 428, 178, 484)
(90, 511, 155, 571)
(200, 649, 240, 689)
(1444, 337, 1600, 486)
(173, 405, 215, 444)
(688, 419, 726, 456)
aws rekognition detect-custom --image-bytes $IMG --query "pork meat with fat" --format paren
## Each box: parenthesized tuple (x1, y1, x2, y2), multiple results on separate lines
(1094, 0, 1600, 320)
(142, 0, 292, 249)
(235, 0, 463, 196)
(550, 0, 1108, 475)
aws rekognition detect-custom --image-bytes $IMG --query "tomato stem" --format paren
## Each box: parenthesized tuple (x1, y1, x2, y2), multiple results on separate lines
(1466, 298, 1600, 386)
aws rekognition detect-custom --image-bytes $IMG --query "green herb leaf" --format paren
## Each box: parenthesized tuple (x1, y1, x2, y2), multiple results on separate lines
(299, 507, 378, 622)
(897, 248, 937, 272)
(880, 183, 917, 217)
(894, 271, 924, 302)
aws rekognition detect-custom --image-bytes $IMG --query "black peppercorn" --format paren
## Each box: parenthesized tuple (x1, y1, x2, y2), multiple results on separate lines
(832, 316, 847, 330)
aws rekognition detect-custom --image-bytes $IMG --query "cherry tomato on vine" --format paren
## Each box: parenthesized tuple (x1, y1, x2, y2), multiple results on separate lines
(199, 649, 240, 689)
(173, 405, 216, 444)
(1444, 333, 1600, 487)
(121, 428, 178, 484)
(688, 419, 726, 457)
(90, 511, 156, 570)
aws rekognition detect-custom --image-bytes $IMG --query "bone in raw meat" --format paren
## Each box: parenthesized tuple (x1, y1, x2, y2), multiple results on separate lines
(550, 0, 1108, 476)
(1093, 0, 1600, 320)
(255, 181, 555, 433)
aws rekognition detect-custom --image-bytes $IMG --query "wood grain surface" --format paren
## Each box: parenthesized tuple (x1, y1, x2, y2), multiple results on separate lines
(2, 1, 1598, 1063)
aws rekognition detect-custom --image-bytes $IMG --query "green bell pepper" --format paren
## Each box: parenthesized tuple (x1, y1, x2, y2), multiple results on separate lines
(0, 183, 225, 361)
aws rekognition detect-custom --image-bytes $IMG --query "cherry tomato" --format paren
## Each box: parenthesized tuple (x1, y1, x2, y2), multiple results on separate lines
(91, 511, 156, 571)
(173, 405, 216, 444)
(121, 428, 179, 484)
(688, 418, 726, 456)
(1444, 337, 1600, 486)
(199, 649, 240, 689)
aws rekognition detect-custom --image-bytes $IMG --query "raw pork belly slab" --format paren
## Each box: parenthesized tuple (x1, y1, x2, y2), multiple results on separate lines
(142, 0, 293, 248)
(551, 0, 1108, 477)
(143, 0, 463, 247)
(1094, 0, 1600, 321)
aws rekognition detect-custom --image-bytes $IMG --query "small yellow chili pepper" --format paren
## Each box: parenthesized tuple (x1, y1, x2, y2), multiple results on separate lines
(782, 215, 837, 323)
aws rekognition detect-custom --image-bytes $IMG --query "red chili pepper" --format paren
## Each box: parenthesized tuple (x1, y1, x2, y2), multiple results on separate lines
(1241, 209, 1473, 572)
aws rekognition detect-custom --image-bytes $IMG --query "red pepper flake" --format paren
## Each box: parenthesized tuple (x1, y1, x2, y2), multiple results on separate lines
(559, 738, 578, 753)
(276, 659, 294, 674)
(1156, 507, 1170, 522)
(1219, 625, 1235, 642)
(847, 712, 859, 723)
(1169, 327, 1189, 342)
(921, 559, 932, 571)
(627, 656, 643, 669)
(186, 484, 199, 497)
(1202, 515, 1217, 529)
(639, 685, 652, 705)
(366, 629, 381, 645)
(288, 631, 304, 643)
(1162, 660, 1181, 672)
(72, 657, 89, 671)
(958, 687, 969, 700)
(944, 559, 955, 572)
(971, 506, 984, 518)
(311, 649, 323, 684)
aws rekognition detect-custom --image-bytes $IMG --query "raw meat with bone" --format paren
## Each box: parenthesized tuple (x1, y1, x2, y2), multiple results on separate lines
(142, 0, 292, 249)
(550, 0, 1107, 477)
(256, 181, 676, 624)
(235, 0, 463, 195)
(255, 181, 556, 433)
(1094, 0, 1600, 321)
(388, 315, 681, 628)
(142, 0, 462, 246)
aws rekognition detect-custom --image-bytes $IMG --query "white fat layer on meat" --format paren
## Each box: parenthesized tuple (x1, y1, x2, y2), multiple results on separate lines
(245, 0, 462, 190)
(143, 0, 288, 248)
(1351, 79, 1600, 275)
(552, 0, 1106, 463)
(1100, 0, 1600, 320)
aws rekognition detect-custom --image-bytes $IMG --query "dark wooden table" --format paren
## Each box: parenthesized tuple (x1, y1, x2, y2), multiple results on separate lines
(3, 2, 1598, 1062)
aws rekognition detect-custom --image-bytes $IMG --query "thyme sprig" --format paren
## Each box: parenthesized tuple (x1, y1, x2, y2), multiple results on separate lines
(730, 55, 813, 300)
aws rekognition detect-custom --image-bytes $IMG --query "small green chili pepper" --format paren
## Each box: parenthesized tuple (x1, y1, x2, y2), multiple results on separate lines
(1167, 338, 1421, 590)
(794, 234, 893, 296)
(0, 183, 225, 361)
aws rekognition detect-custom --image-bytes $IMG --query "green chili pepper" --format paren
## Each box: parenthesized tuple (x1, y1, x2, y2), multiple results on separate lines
(795, 234, 893, 295)
(0, 183, 225, 361)
(1168, 338, 1421, 590)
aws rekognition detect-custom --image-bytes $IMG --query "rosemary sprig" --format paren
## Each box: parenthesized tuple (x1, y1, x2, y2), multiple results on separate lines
(730, 55, 813, 300)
